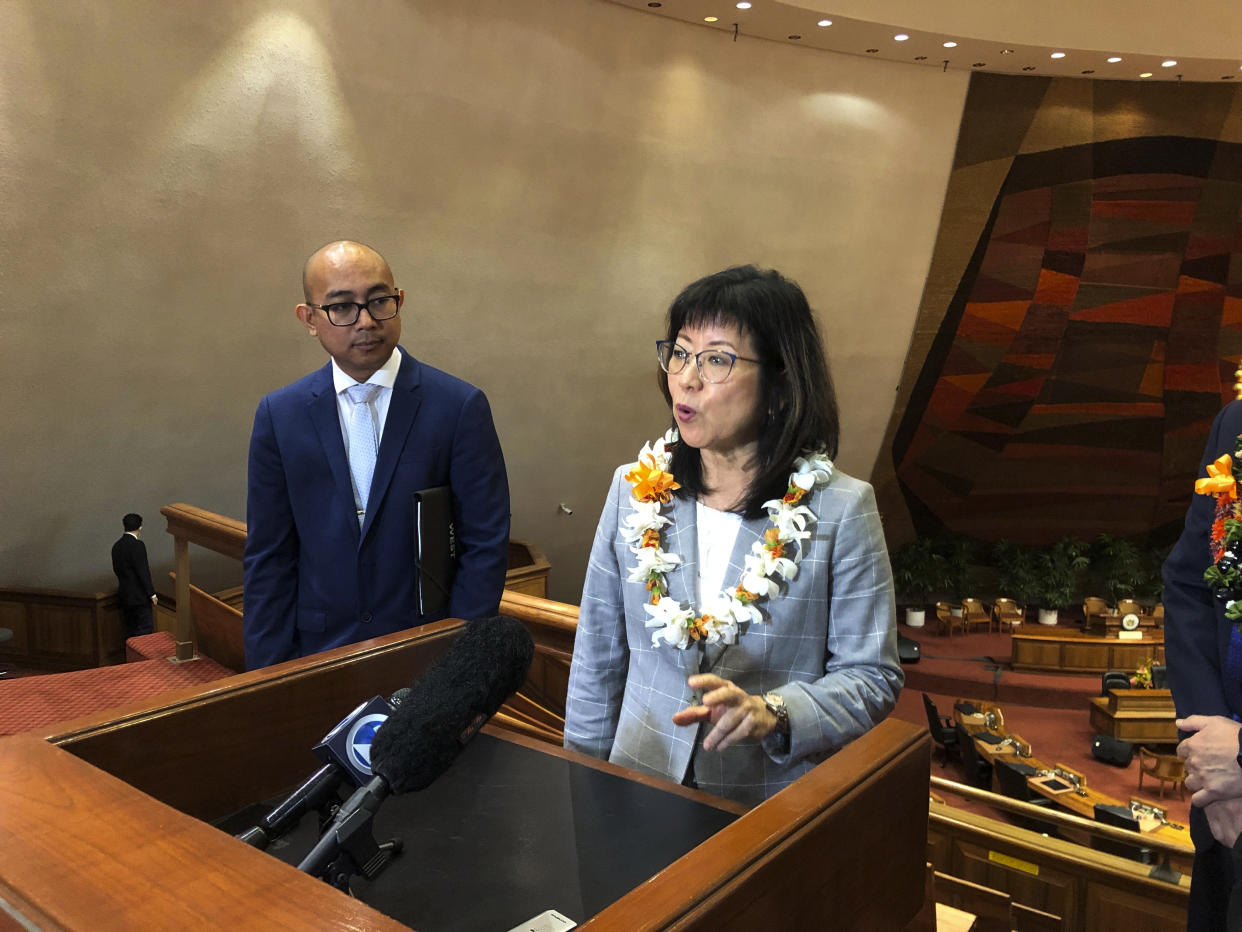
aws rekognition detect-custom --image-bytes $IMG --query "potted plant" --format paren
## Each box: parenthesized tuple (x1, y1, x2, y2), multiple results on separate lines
(1093, 534, 1145, 609)
(990, 539, 1041, 622)
(890, 538, 945, 628)
(936, 534, 975, 616)
(1034, 536, 1090, 625)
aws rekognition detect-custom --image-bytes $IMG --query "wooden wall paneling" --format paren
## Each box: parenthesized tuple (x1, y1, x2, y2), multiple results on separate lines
(584, 719, 930, 930)
(928, 805, 1190, 929)
(952, 837, 1077, 926)
(1083, 881, 1188, 930)
(933, 872, 1012, 932)
(45, 621, 465, 821)
(0, 599, 28, 651)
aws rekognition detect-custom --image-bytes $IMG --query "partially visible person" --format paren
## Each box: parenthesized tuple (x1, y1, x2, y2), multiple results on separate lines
(111, 512, 157, 637)
(243, 240, 510, 670)
(1164, 399, 1242, 930)
(564, 265, 902, 807)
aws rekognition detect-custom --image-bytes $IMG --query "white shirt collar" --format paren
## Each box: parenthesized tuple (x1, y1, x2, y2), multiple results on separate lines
(330, 348, 401, 394)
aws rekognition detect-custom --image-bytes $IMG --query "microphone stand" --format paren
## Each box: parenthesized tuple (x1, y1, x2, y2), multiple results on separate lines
(297, 776, 403, 891)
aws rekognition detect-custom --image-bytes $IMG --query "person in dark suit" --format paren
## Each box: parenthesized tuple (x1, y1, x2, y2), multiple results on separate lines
(243, 241, 510, 671)
(1164, 399, 1242, 930)
(111, 512, 157, 637)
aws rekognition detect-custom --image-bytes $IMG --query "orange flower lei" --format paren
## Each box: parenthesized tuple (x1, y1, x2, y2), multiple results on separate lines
(621, 429, 834, 650)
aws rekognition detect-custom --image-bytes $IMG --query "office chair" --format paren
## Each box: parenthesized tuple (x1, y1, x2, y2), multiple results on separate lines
(922, 693, 959, 766)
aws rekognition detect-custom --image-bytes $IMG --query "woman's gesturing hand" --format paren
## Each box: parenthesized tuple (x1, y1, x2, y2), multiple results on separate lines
(672, 673, 778, 751)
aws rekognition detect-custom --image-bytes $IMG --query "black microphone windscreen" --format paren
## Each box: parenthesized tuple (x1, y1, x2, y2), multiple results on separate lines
(369, 615, 533, 794)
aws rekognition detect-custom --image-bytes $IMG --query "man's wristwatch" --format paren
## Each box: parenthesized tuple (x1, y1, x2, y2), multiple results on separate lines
(764, 692, 791, 753)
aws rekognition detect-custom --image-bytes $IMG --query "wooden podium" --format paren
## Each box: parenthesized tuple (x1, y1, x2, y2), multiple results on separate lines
(0, 619, 929, 930)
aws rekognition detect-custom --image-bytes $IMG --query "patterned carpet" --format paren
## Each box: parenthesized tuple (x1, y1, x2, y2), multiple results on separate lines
(0, 633, 235, 737)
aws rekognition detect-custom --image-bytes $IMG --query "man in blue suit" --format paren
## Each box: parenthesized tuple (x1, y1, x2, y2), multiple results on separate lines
(243, 240, 510, 670)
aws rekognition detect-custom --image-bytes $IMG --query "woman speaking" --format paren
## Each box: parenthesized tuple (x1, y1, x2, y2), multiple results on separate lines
(564, 265, 902, 807)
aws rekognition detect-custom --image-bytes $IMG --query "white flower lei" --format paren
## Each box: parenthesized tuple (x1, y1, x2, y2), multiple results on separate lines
(623, 428, 835, 650)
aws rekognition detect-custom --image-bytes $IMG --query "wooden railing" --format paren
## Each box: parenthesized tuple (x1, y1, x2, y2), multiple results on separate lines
(161, 504, 245, 662)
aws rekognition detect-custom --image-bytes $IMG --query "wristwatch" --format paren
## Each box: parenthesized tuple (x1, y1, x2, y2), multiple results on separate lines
(764, 692, 791, 754)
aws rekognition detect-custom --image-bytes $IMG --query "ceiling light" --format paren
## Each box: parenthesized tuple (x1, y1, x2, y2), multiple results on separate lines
(735, 1, 750, 8)
(788, 34, 801, 40)
(894, 34, 909, 42)
(1107, 57, 1122, 63)
(1162, 60, 1177, 67)
(1000, 49, 1014, 55)
(817, 19, 832, 27)
(1140, 72, 1153, 78)
(704, 15, 718, 22)
(1050, 52, 1066, 59)
(943, 41, 957, 48)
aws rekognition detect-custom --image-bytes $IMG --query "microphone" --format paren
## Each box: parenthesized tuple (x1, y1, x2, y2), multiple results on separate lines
(368, 614, 535, 793)
(296, 616, 534, 881)
(236, 687, 412, 849)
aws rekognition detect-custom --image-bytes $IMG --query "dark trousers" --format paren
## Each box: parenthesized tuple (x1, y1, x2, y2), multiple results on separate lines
(1189, 805, 1240, 931)
(121, 601, 154, 638)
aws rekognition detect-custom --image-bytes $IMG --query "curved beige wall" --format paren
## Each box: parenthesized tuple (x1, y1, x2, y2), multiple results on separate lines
(823, 0, 1238, 59)
(0, 0, 965, 601)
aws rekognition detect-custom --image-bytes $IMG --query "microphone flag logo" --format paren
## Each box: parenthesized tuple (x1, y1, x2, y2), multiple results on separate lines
(313, 695, 397, 787)
(346, 714, 388, 774)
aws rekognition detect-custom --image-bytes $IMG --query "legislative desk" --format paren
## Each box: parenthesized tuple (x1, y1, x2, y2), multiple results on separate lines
(1010, 627, 1164, 674)
(1087, 688, 1178, 744)
(0, 618, 930, 930)
(951, 705, 1191, 853)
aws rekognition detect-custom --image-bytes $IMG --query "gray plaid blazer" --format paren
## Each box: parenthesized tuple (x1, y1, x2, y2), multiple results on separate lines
(564, 463, 902, 807)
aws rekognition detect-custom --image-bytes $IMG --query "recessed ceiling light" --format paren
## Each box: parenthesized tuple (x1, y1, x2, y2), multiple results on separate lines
(1050, 52, 1066, 59)
(817, 19, 832, 27)
(914, 55, 928, 61)
(1000, 49, 1014, 55)
(1022, 66, 1036, 71)
(704, 16, 718, 22)
(788, 34, 801, 40)
(1107, 57, 1122, 63)
(865, 48, 879, 54)
(735, 1, 750, 8)
(1140, 72, 1153, 78)
(972, 62, 986, 68)
(943, 41, 957, 48)
(1224, 75, 1236, 80)
(1162, 60, 1177, 68)
(1081, 70, 1095, 75)
(647, 1, 661, 6)
(894, 34, 909, 42)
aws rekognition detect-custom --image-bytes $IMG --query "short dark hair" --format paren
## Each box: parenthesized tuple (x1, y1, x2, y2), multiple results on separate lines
(659, 265, 840, 518)
(122, 513, 143, 532)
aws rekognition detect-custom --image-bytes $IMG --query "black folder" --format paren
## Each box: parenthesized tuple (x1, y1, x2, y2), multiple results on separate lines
(415, 486, 457, 615)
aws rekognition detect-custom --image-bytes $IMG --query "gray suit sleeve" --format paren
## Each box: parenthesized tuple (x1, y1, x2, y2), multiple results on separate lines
(767, 480, 903, 764)
(563, 468, 630, 760)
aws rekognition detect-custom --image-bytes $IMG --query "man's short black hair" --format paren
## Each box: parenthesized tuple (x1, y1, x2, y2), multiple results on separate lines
(122, 513, 143, 532)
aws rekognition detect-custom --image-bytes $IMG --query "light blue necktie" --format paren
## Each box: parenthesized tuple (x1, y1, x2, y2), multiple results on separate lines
(345, 383, 382, 524)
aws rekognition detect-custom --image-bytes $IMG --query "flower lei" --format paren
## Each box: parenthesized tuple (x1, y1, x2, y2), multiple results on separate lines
(1196, 439, 1242, 625)
(621, 428, 835, 649)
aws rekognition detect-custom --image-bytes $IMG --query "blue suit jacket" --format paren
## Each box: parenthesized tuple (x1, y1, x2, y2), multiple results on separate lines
(1164, 400, 1242, 724)
(1162, 400, 1242, 930)
(243, 347, 510, 670)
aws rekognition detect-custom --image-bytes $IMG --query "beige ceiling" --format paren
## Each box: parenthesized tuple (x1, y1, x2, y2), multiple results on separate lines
(605, 0, 1240, 82)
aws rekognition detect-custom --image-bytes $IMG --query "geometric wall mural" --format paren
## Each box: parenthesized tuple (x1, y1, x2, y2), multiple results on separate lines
(891, 135, 1242, 545)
